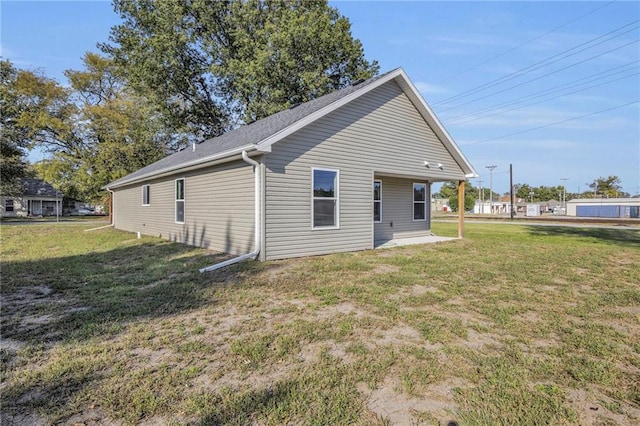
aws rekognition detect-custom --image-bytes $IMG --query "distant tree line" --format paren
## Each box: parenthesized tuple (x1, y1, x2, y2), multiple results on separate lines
(436, 175, 629, 212)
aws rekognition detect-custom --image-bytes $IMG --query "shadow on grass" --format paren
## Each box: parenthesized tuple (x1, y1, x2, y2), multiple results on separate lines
(1, 240, 257, 345)
(525, 225, 640, 247)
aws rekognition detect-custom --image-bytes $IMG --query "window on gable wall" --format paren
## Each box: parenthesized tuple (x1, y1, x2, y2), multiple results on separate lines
(142, 184, 150, 206)
(373, 180, 382, 223)
(413, 183, 426, 221)
(5, 199, 14, 212)
(175, 179, 185, 223)
(312, 168, 339, 229)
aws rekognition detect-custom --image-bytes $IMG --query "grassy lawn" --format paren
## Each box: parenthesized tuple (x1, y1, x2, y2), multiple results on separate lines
(1, 222, 639, 425)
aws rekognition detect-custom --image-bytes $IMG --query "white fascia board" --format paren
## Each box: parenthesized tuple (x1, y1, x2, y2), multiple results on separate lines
(105, 144, 256, 190)
(395, 69, 477, 178)
(254, 69, 404, 151)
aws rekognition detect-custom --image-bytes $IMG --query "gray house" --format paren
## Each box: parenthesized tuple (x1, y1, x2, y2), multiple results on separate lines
(105, 68, 476, 264)
(1, 178, 62, 218)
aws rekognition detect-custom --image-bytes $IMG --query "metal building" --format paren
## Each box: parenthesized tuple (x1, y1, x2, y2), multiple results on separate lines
(566, 198, 640, 218)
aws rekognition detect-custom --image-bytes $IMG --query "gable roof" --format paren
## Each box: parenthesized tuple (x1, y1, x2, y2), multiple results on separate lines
(106, 68, 476, 189)
(20, 178, 60, 198)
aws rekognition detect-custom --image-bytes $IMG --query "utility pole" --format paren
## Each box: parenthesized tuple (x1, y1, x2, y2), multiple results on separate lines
(560, 178, 569, 215)
(486, 165, 497, 214)
(477, 179, 483, 213)
(509, 164, 514, 219)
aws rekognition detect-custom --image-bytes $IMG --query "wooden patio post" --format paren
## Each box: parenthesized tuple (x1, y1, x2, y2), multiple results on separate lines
(458, 180, 465, 238)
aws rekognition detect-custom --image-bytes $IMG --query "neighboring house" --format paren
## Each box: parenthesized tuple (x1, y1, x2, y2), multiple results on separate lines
(567, 198, 640, 218)
(105, 68, 477, 261)
(1, 178, 62, 218)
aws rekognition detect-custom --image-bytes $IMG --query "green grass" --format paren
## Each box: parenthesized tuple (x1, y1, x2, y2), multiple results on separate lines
(1, 222, 639, 425)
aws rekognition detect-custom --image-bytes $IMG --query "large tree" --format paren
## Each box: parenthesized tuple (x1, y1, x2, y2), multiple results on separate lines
(0, 60, 74, 194)
(41, 53, 176, 203)
(102, 0, 379, 138)
(4, 55, 178, 203)
(1, 60, 30, 194)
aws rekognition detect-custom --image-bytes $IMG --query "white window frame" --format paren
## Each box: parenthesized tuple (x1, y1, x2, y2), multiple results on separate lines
(142, 184, 150, 206)
(5, 199, 14, 212)
(175, 178, 185, 224)
(373, 180, 382, 223)
(413, 182, 427, 222)
(311, 167, 339, 230)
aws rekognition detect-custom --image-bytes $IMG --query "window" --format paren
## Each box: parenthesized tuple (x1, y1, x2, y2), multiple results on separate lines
(142, 185, 150, 206)
(413, 183, 426, 221)
(5, 199, 14, 212)
(175, 179, 185, 223)
(373, 180, 382, 223)
(312, 168, 339, 229)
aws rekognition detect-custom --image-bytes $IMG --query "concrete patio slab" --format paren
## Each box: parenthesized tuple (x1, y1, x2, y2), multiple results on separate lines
(375, 235, 458, 249)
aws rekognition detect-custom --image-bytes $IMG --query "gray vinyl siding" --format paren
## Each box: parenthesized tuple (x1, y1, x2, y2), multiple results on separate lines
(373, 177, 430, 244)
(264, 80, 456, 260)
(113, 160, 255, 255)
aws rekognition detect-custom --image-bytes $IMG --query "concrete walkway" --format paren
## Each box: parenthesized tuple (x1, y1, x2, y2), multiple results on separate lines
(375, 235, 458, 249)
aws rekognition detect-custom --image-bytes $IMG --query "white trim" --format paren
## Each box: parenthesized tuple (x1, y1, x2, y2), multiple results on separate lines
(175, 178, 185, 224)
(142, 184, 150, 206)
(373, 179, 382, 223)
(413, 182, 427, 222)
(311, 167, 340, 230)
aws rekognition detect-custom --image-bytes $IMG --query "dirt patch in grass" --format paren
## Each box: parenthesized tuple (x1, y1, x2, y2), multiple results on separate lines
(2, 223, 639, 425)
(373, 264, 400, 274)
(566, 388, 640, 426)
(366, 376, 464, 425)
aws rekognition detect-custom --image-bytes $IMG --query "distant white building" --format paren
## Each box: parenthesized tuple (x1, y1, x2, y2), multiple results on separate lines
(567, 198, 640, 218)
(473, 201, 511, 215)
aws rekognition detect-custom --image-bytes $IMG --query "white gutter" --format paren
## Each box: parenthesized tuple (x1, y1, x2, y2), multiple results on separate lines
(199, 150, 261, 272)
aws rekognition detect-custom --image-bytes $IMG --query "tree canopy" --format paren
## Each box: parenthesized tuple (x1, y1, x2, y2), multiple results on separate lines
(2, 55, 177, 203)
(587, 176, 626, 198)
(438, 181, 477, 212)
(102, 0, 379, 138)
(1, 60, 73, 195)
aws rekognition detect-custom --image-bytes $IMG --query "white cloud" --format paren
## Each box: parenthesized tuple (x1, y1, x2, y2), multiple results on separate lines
(414, 81, 450, 95)
(445, 105, 638, 130)
(429, 34, 512, 47)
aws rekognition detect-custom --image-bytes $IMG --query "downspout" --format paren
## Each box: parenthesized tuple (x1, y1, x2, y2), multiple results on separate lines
(87, 188, 116, 232)
(107, 188, 115, 226)
(199, 150, 261, 272)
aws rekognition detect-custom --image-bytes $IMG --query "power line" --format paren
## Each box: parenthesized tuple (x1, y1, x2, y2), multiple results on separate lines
(433, 20, 639, 107)
(437, 38, 639, 113)
(434, 1, 617, 85)
(448, 69, 639, 125)
(446, 61, 639, 122)
(450, 72, 638, 125)
(461, 100, 640, 147)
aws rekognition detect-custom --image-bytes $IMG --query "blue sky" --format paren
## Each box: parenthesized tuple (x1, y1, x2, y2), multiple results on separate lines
(2, 1, 639, 196)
